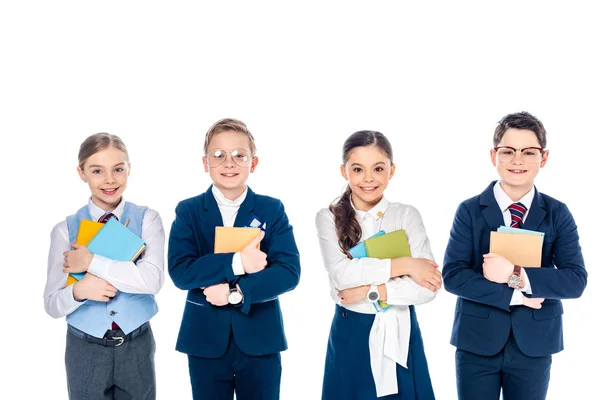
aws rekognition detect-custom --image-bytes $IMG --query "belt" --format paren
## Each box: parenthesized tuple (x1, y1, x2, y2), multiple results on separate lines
(67, 321, 150, 347)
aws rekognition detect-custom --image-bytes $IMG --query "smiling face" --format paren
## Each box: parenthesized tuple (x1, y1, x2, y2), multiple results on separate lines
(78, 146, 130, 211)
(490, 128, 549, 198)
(203, 130, 258, 200)
(340, 144, 395, 211)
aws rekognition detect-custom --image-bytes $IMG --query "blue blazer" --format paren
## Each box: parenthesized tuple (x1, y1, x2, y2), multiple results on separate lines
(168, 186, 301, 358)
(443, 181, 587, 357)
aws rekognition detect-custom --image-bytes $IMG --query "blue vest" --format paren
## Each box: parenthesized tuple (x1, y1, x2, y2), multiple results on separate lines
(65, 202, 158, 338)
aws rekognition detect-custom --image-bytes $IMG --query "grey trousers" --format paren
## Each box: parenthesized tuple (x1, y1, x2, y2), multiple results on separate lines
(65, 325, 156, 400)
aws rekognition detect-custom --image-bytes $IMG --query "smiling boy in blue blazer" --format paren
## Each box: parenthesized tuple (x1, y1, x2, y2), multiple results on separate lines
(443, 112, 587, 400)
(168, 118, 301, 400)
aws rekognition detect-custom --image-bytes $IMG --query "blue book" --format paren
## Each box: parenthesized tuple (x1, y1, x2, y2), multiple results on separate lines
(87, 217, 146, 262)
(498, 225, 545, 241)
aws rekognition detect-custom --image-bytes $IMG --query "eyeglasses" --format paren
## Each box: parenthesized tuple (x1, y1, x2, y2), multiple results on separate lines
(205, 149, 254, 168)
(493, 146, 545, 163)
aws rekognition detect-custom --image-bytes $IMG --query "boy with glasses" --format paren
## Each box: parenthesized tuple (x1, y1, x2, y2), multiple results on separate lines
(443, 111, 587, 400)
(168, 118, 301, 399)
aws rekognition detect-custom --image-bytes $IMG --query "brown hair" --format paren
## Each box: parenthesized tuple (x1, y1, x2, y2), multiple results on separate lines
(329, 130, 394, 256)
(493, 111, 547, 148)
(78, 133, 129, 169)
(203, 118, 257, 155)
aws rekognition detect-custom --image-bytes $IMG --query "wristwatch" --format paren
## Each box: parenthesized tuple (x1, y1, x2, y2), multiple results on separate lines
(367, 285, 380, 302)
(507, 265, 522, 289)
(228, 284, 243, 305)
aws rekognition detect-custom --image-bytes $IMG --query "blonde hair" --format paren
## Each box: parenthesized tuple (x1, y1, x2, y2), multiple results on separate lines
(203, 118, 257, 155)
(78, 133, 129, 169)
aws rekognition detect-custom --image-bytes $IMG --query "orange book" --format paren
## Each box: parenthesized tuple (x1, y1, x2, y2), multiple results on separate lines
(490, 231, 543, 267)
(214, 227, 261, 253)
(66, 220, 104, 286)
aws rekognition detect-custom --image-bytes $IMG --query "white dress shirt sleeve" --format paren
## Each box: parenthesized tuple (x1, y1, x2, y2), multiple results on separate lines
(87, 208, 165, 294)
(232, 252, 245, 276)
(316, 209, 391, 290)
(384, 276, 436, 305)
(383, 205, 437, 305)
(44, 222, 87, 318)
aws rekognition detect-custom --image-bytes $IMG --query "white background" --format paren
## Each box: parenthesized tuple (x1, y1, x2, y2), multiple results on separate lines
(1, 1, 598, 399)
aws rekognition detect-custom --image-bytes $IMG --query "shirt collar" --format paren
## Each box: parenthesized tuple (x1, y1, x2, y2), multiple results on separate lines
(352, 196, 390, 222)
(87, 197, 126, 221)
(212, 185, 247, 208)
(493, 181, 535, 213)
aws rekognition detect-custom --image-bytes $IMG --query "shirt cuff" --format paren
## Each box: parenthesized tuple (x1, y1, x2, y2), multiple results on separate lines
(509, 288, 523, 306)
(87, 254, 110, 278)
(64, 283, 86, 306)
(520, 268, 532, 294)
(232, 252, 245, 276)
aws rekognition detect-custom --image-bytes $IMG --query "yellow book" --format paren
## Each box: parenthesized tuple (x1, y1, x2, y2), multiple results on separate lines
(214, 227, 261, 253)
(66, 220, 104, 287)
(76, 220, 104, 245)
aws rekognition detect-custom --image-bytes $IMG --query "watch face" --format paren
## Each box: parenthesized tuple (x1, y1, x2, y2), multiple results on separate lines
(229, 291, 243, 305)
(507, 275, 521, 289)
(368, 291, 379, 302)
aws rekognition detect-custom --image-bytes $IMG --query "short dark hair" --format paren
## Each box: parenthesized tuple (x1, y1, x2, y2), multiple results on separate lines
(493, 112, 547, 148)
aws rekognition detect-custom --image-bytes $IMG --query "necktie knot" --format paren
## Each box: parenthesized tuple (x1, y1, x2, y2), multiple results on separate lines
(508, 202, 527, 228)
(98, 213, 118, 224)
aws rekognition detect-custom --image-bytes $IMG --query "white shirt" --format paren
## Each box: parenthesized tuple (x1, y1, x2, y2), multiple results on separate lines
(316, 197, 436, 397)
(493, 181, 534, 305)
(44, 198, 165, 319)
(211, 185, 246, 276)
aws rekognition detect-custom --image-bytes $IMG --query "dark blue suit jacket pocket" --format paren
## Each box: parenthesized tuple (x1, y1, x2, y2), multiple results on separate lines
(533, 302, 563, 320)
(458, 299, 491, 319)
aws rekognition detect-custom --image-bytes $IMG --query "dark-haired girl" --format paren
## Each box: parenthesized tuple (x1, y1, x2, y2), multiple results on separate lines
(316, 130, 440, 399)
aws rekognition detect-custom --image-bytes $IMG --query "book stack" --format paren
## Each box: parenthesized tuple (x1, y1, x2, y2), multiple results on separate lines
(66, 217, 146, 286)
(348, 229, 412, 312)
(490, 226, 544, 267)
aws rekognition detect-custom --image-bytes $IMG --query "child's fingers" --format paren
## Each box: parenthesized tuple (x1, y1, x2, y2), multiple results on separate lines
(246, 230, 265, 249)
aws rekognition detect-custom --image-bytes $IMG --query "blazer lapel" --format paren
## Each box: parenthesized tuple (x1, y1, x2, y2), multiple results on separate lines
(522, 187, 546, 231)
(480, 181, 505, 231)
(234, 187, 256, 228)
(203, 186, 224, 244)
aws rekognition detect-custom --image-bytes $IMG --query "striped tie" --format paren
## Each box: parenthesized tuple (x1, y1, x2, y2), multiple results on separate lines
(508, 202, 527, 228)
(98, 212, 120, 331)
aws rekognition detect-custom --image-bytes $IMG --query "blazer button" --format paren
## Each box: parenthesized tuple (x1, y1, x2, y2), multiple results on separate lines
(110, 311, 116, 316)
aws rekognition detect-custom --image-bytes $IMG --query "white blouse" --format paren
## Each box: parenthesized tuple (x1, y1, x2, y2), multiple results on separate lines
(316, 196, 436, 397)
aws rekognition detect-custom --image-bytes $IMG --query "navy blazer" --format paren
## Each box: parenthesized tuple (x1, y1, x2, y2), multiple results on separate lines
(168, 186, 301, 358)
(443, 181, 587, 357)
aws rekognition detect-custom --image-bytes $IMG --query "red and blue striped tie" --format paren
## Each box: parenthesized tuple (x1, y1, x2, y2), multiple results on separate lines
(98, 213, 121, 331)
(508, 202, 527, 228)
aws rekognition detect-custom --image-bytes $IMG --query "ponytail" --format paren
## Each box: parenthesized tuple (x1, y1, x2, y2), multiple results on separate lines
(329, 185, 362, 257)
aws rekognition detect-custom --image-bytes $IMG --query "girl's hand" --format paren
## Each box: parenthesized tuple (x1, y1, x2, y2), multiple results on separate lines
(73, 273, 117, 302)
(338, 285, 369, 304)
(203, 283, 230, 306)
(241, 231, 267, 274)
(396, 258, 441, 292)
(63, 243, 94, 273)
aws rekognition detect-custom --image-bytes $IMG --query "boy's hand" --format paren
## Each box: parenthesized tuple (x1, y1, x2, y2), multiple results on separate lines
(63, 243, 94, 273)
(203, 283, 230, 306)
(523, 297, 545, 309)
(482, 253, 513, 283)
(73, 273, 117, 302)
(241, 231, 267, 274)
